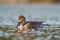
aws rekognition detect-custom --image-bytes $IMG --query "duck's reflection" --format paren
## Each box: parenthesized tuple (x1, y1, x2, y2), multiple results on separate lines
(18, 32, 36, 40)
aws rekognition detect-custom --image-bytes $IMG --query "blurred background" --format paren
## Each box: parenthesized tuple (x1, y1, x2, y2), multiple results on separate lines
(0, 0, 60, 4)
(0, 0, 60, 40)
(0, 0, 60, 25)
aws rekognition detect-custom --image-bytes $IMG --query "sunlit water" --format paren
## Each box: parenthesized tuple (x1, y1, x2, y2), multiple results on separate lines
(0, 4, 60, 40)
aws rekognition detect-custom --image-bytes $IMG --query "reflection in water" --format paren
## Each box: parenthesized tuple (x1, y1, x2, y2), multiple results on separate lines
(0, 26, 60, 40)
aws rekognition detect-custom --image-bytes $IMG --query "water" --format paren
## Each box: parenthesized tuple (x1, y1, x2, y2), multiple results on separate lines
(0, 4, 60, 40)
(0, 4, 60, 25)
(0, 25, 60, 40)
